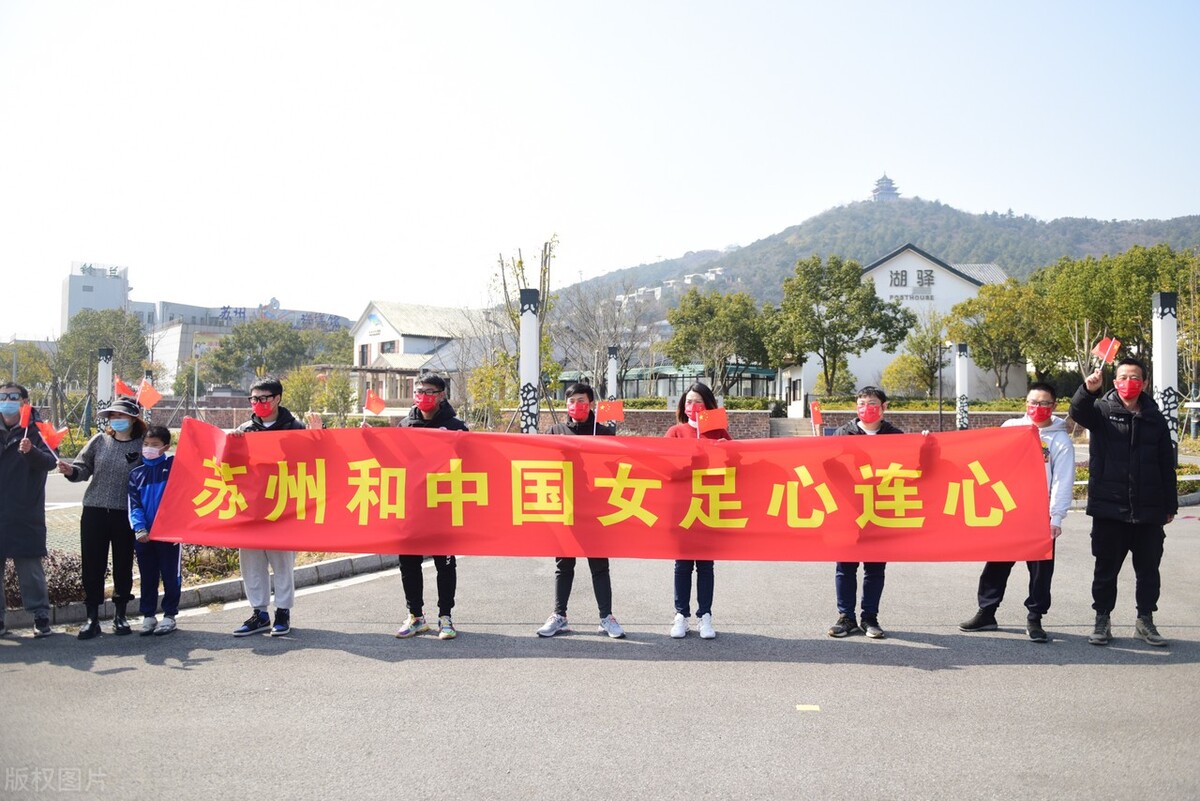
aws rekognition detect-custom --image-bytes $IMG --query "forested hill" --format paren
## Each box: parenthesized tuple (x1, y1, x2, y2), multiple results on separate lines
(575, 199, 1200, 304)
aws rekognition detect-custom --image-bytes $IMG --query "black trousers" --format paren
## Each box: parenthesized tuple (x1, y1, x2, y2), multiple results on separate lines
(398, 555, 456, 617)
(1090, 517, 1165, 616)
(553, 557, 612, 619)
(80, 506, 135, 613)
(976, 546, 1055, 618)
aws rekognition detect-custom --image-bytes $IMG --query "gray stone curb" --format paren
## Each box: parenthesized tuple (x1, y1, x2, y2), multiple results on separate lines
(4, 553, 401, 630)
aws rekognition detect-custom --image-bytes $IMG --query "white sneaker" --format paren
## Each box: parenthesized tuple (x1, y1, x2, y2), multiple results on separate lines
(537, 613, 569, 637)
(698, 613, 716, 640)
(140, 616, 157, 636)
(154, 616, 177, 636)
(670, 613, 689, 639)
(597, 614, 625, 639)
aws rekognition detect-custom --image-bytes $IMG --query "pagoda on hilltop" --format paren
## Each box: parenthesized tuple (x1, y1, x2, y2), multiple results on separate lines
(872, 173, 900, 202)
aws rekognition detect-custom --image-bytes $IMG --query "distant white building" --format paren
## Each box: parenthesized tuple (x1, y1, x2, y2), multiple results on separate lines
(780, 243, 1023, 413)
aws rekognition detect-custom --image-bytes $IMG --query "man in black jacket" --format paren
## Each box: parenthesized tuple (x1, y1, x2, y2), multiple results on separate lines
(536, 382, 625, 639)
(394, 373, 467, 641)
(827, 386, 904, 640)
(1070, 358, 1177, 647)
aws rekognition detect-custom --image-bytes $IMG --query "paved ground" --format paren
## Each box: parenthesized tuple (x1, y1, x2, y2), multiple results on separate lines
(2, 509, 1198, 801)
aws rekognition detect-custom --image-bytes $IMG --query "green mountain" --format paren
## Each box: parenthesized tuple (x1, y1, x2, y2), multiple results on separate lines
(577, 198, 1200, 304)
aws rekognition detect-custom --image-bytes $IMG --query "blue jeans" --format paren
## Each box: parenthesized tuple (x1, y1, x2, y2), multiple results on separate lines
(835, 562, 886, 616)
(674, 560, 714, 618)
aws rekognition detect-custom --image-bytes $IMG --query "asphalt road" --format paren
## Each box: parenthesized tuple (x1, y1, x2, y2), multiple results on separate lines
(2, 510, 1198, 801)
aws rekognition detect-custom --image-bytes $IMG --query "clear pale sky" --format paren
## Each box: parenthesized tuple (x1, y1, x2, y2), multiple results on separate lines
(2, 1, 1197, 340)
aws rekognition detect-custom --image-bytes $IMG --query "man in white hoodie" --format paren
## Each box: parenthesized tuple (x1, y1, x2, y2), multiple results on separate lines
(958, 382, 1075, 643)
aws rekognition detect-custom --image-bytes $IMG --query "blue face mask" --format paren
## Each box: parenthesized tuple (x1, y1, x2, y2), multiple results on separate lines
(0, 401, 19, 417)
(109, 418, 132, 433)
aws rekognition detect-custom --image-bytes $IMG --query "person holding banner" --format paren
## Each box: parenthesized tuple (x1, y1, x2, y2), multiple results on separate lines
(1071, 358, 1177, 647)
(537, 382, 625, 639)
(395, 373, 467, 641)
(0, 383, 56, 638)
(959, 382, 1075, 642)
(666, 382, 730, 640)
(60, 397, 146, 640)
(228, 378, 321, 638)
(827, 386, 904, 640)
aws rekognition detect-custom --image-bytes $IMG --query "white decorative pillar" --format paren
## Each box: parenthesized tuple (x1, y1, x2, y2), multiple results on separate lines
(518, 288, 540, 433)
(97, 348, 114, 408)
(954, 343, 969, 430)
(606, 346, 619, 400)
(1152, 291, 1179, 458)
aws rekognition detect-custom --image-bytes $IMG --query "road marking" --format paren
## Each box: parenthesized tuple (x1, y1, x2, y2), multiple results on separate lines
(46, 502, 82, 511)
(795, 705, 820, 712)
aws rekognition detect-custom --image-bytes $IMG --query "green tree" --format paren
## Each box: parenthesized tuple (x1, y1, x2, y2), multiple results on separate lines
(770, 254, 914, 394)
(881, 353, 930, 397)
(282, 366, 323, 418)
(899, 307, 949, 397)
(665, 288, 767, 396)
(0, 341, 52, 394)
(947, 280, 1026, 397)
(300, 328, 353, 365)
(205, 319, 308, 387)
(56, 309, 148, 401)
(317, 370, 355, 426)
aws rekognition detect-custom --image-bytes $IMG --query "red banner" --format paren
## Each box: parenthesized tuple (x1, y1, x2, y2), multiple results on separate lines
(153, 419, 1053, 562)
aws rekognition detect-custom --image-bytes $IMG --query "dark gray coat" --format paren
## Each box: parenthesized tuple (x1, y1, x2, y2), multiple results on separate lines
(0, 418, 57, 558)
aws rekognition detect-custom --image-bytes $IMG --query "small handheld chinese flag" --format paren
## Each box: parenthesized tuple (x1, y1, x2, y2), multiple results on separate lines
(1091, 337, 1121, 364)
(364, 388, 386, 416)
(35, 421, 69, 450)
(809, 401, 824, 426)
(114, 377, 137, 397)
(596, 400, 624, 423)
(19, 402, 31, 429)
(137, 379, 163, 409)
(697, 407, 728, 434)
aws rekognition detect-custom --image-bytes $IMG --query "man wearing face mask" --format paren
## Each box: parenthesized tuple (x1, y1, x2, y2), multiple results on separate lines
(229, 378, 321, 638)
(394, 373, 468, 641)
(536, 382, 625, 639)
(1071, 357, 1177, 647)
(960, 383, 1075, 642)
(0, 383, 57, 637)
(827, 386, 904, 640)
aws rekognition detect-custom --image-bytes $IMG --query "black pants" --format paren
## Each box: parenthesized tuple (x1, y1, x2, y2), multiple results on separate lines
(398, 555, 456, 617)
(554, 557, 612, 619)
(80, 506, 135, 614)
(1091, 517, 1165, 616)
(977, 547, 1055, 618)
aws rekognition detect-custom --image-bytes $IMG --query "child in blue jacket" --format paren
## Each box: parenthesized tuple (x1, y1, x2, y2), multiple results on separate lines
(128, 425, 179, 636)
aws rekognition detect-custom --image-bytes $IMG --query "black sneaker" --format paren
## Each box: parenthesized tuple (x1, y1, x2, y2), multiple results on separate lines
(828, 614, 862, 638)
(1026, 616, 1048, 643)
(958, 609, 998, 632)
(233, 610, 271, 637)
(112, 615, 132, 636)
(77, 619, 101, 640)
(270, 608, 291, 637)
(861, 615, 886, 639)
(33, 618, 52, 638)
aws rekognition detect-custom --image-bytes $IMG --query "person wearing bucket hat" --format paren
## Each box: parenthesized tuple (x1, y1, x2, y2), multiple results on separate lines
(59, 396, 147, 639)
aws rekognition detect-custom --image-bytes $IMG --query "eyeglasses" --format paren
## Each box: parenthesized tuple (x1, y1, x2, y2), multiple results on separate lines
(414, 388, 442, 396)
(0, 392, 22, 401)
(248, 394, 277, 403)
(1027, 401, 1055, 408)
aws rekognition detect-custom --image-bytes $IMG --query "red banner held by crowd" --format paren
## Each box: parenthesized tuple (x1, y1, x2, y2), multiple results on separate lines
(152, 419, 1053, 562)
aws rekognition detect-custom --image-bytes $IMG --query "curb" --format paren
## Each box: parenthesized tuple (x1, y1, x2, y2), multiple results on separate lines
(3, 553, 401, 630)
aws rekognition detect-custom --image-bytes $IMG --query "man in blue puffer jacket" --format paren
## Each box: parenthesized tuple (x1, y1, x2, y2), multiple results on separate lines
(128, 425, 179, 636)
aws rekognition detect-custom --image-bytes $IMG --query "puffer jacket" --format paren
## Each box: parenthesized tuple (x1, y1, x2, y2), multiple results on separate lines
(1069, 385, 1177, 524)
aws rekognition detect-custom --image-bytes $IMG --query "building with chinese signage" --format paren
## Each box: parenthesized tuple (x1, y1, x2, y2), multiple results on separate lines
(780, 243, 1023, 413)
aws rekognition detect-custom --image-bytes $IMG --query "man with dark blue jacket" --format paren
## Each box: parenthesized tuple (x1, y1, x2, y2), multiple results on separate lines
(1070, 358, 1177, 647)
